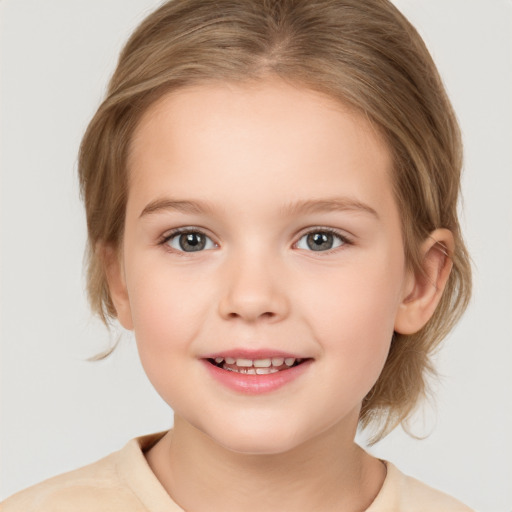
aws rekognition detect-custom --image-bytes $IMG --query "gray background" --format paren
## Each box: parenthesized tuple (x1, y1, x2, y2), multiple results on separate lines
(1, 1, 511, 510)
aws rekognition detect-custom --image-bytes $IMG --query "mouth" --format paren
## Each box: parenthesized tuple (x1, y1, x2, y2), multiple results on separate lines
(207, 356, 307, 374)
(203, 353, 312, 394)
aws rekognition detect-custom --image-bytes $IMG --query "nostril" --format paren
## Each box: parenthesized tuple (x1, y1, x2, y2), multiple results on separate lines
(218, 284, 290, 322)
(226, 310, 276, 321)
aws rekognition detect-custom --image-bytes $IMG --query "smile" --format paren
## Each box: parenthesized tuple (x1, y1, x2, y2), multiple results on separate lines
(208, 357, 305, 374)
(203, 355, 311, 394)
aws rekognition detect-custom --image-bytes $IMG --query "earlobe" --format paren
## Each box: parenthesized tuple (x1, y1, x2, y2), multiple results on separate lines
(100, 244, 134, 330)
(394, 229, 454, 335)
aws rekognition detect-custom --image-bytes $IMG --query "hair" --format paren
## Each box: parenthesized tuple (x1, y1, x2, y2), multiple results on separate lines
(79, 0, 472, 443)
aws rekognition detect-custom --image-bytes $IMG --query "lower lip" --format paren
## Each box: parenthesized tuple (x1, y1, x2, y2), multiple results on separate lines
(203, 360, 312, 395)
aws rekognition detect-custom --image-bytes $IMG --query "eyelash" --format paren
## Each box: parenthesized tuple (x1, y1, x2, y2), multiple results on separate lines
(294, 227, 353, 254)
(159, 227, 217, 255)
(159, 227, 353, 254)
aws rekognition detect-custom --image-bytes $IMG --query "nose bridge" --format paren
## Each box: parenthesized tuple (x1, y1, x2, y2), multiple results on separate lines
(218, 243, 289, 322)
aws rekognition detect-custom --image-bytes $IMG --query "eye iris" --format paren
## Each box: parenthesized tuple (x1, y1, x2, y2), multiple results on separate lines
(179, 233, 205, 251)
(307, 232, 333, 251)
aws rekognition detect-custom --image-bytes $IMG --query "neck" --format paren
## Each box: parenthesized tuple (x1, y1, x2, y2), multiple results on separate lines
(146, 414, 386, 512)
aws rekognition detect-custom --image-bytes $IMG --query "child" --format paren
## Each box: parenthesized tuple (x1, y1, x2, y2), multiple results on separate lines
(2, 0, 475, 510)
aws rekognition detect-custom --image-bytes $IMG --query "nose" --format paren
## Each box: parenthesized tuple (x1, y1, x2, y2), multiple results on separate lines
(217, 250, 290, 323)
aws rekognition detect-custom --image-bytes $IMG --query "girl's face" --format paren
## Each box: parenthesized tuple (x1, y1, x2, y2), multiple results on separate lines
(114, 79, 412, 454)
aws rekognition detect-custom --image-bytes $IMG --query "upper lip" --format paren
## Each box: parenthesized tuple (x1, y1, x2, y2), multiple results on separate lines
(202, 349, 309, 360)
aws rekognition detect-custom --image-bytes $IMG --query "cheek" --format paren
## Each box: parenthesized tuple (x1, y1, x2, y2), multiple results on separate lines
(305, 252, 403, 330)
(301, 255, 405, 387)
(125, 269, 207, 406)
(124, 256, 210, 362)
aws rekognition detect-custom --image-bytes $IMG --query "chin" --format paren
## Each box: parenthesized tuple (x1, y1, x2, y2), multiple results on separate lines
(204, 422, 312, 456)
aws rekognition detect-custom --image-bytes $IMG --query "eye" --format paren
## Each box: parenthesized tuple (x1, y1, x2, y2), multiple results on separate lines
(295, 230, 347, 252)
(165, 230, 216, 252)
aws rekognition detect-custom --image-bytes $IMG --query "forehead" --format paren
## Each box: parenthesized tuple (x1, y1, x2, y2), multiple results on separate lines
(126, 79, 395, 219)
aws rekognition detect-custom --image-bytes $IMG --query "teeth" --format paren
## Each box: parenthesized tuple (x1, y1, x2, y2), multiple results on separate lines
(215, 356, 303, 372)
(256, 367, 279, 375)
(253, 358, 272, 368)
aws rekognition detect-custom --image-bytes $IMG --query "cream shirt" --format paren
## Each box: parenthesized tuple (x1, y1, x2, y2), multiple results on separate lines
(1, 432, 474, 511)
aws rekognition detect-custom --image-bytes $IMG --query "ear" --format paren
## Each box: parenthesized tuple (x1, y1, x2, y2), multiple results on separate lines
(394, 229, 454, 335)
(101, 244, 134, 330)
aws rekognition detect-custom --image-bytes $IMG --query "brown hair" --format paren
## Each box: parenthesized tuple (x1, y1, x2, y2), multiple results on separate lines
(79, 0, 471, 442)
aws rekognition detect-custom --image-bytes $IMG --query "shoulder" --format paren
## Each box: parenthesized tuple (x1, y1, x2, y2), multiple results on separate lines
(1, 449, 140, 512)
(1, 433, 170, 512)
(367, 461, 475, 512)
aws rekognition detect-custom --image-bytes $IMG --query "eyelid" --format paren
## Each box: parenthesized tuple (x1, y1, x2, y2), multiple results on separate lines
(158, 225, 353, 252)
(160, 226, 218, 253)
(293, 227, 354, 251)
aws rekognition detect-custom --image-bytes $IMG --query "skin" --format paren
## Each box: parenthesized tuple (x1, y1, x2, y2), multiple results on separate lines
(105, 78, 453, 511)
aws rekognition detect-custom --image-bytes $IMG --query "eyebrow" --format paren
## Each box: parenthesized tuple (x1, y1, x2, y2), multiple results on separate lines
(139, 196, 379, 219)
(279, 197, 379, 219)
(140, 198, 215, 218)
